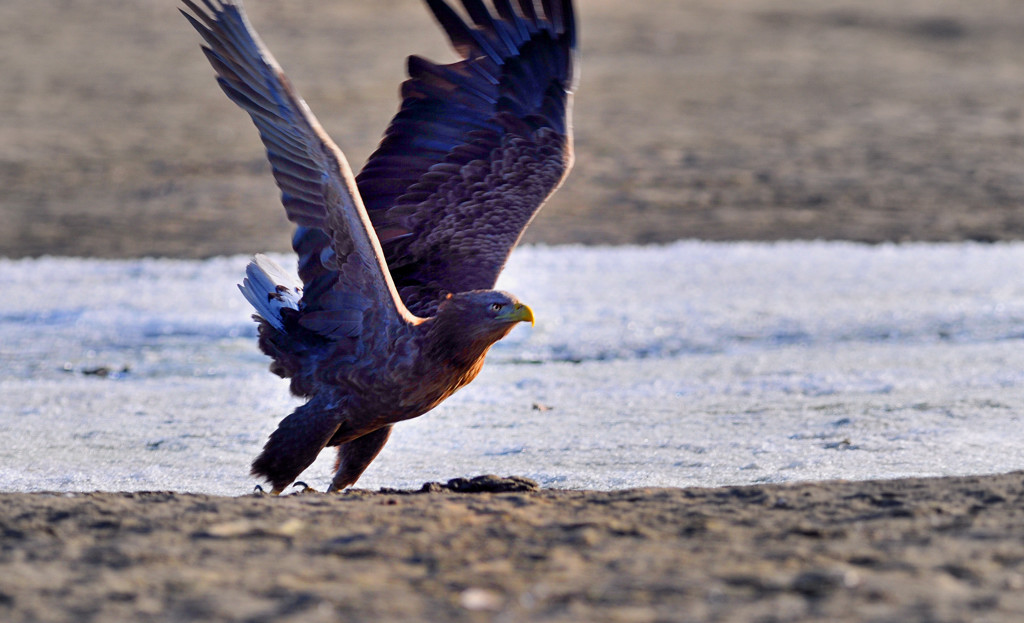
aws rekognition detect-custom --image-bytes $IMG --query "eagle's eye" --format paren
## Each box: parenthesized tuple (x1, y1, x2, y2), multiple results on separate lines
(490, 302, 504, 313)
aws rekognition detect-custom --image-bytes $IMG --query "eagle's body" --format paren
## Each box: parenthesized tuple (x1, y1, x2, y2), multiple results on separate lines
(247, 279, 531, 492)
(182, 0, 576, 492)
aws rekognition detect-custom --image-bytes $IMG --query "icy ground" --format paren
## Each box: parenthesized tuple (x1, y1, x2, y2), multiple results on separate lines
(1, 241, 1023, 495)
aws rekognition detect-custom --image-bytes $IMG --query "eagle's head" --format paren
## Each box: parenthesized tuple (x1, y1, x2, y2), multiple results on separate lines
(441, 289, 533, 332)
(429, 290, 534, 361)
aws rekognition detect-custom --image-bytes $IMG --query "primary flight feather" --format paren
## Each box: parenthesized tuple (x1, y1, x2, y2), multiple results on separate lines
(181, 0, 576, 492)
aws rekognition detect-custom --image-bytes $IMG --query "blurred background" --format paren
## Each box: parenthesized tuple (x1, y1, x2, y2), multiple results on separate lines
(3, 0, 1024, 258)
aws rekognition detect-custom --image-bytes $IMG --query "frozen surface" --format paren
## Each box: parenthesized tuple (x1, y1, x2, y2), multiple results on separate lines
(2, 241, 1023, 495)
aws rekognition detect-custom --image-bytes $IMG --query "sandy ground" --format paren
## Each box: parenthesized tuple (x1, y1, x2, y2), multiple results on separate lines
(2, 473, 1023, 622)
(4, 1, 1024, 621)
(5, 0, 1024, 257)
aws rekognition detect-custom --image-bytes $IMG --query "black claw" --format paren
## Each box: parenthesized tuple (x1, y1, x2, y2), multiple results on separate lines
(292, 481, 317, 494)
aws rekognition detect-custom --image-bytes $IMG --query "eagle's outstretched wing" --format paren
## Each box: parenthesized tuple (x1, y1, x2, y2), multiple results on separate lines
(181, 0, 413, 344)
(359, 0, 577, 316)
(358, 0, 578, 316)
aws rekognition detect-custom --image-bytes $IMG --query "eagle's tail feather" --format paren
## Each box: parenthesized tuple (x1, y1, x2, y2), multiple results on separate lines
(238, 254, 301, 331)
(239, 255, 314, 393)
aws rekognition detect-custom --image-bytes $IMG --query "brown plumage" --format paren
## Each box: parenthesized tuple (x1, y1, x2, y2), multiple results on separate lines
(181, 0, 576, 493)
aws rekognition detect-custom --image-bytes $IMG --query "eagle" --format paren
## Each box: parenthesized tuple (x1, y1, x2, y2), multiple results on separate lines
(181, 0, 576, 493)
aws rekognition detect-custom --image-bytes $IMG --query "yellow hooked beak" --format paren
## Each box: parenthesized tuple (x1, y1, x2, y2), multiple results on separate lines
(498, 302, 535, 326)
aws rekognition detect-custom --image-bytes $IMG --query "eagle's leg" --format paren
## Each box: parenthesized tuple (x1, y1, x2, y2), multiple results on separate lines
(327, 425, 394, 492)
(251, 396, 345, 494)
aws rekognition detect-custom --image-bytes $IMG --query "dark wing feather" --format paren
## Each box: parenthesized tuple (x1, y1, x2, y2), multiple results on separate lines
(181, 0, 412, 342)
(356, 0, 577, 316)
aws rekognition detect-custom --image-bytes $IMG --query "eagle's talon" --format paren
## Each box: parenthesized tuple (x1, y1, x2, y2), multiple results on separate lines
(254, 484, 284, 496)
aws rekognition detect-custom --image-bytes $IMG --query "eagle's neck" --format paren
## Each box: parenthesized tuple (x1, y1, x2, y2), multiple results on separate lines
(390, 315, 498, 411)
(420, 315, 499, 371)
